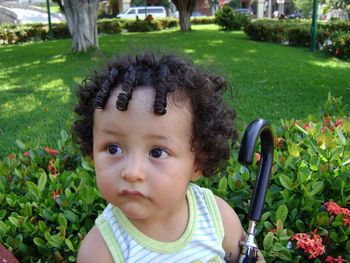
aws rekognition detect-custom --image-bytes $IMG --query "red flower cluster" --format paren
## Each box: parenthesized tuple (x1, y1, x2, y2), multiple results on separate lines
(44, 146, 59, 156)
(7, 153, 16, 160)
(52, 190, 60, 200)
(321, 117, 343, 133)
(255, 152, 261, 165)
(291, 229, 325, 259)
(324, 201, 350, 226)
(325, 256, 347, 263)
(47, 159, 57, 175)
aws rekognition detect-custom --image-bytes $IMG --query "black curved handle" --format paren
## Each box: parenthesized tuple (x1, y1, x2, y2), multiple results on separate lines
(238, 119, 274, 222)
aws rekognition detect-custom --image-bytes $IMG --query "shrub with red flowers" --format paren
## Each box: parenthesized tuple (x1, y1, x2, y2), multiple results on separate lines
(0, 131, 104, 262)
(198, 94, 350, 262)
(1, 95, 349, 262)
(291, 229, 325, 259)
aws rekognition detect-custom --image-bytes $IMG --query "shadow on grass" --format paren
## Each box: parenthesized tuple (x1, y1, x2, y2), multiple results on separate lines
(1, 28, 349, 156)
(0, 39, 109, 156)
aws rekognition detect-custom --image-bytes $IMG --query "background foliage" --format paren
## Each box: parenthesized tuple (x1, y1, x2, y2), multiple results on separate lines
(198, 95, 350, 262)
(1, 95, 349, 262)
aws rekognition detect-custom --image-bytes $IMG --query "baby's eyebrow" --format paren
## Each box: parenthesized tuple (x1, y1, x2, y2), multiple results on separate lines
(144, 134, 183, 148)
(99, 128, 124, 137)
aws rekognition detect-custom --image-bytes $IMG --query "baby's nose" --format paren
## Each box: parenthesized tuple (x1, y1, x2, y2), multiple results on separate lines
(120, 154, 146, 182)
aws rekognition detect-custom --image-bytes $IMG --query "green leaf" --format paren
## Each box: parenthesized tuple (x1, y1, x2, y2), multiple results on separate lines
(264, 221, 274, 230)
(64, 210, 78, 223)
(57, 213, 67, 228)
(263, 232, 275, 251)
(279, 175, 293, 190)
(346, 240, 350, 253)
(38, 221, 47, 233)
(0, 220, 10, 234)
(261, 211, 271, 222)
(272, 247, 292, 261)
(8, 216, 19, 227)
(272, 242, 287, 252)
(218, 176, 227, 193)
(42, 208, 55, 221)
(276, 219, 283, 232)
(227, 175, 236, 192)
(275, 204, 288, 224)
(309, 181, 323, 196)
(330, 231, 338, 242)
(15, 139, 26, 150)
(48, 234, 63, 248)
(37, 171, 47, 192)
(61, 130, 69, 142)
(33, 237, 46, 247)
(288, 143, 300, 157)
(81, 159, 94, 172)
(240, 165, 250, 181)
(26, 181, 40, 198)
(296, 220, 305, 232)
(65, 239, 75, 252)
(44, 231, 52, 241)
(6, 197, 16, 207)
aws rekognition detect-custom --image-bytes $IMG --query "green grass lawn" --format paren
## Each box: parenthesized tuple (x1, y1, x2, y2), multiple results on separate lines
(1, 24, 349, 157)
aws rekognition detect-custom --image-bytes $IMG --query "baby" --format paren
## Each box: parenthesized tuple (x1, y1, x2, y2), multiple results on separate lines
(73, 52, 264, 262)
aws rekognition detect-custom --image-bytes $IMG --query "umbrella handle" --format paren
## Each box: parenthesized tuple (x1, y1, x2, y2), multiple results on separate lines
(238, 119, 274, 221)
(237, 119, 274, 263)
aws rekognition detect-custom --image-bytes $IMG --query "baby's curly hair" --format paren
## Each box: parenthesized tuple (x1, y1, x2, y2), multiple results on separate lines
(73, 52, 238, 176)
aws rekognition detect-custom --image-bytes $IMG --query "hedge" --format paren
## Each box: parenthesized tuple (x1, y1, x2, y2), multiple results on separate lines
(0, 16, 216, 46)
(244, 19, 350, 60)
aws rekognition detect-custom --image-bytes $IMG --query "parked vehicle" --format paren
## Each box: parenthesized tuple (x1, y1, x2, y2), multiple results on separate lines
(174, 11, 205, 18)
(287, 12, 302, 19)
(116, 6, 167, 19)
(191, 11, 204, 17)
(235, 8, 254, 16)
(326, 9, 349, 21)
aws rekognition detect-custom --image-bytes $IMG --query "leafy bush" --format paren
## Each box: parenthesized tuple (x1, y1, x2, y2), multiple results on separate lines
(287, 25, 330, 47)
(321, 20, 350, 33)
(244, 20, 348, 59)
(0, 131, 105, 262)
(157, 18, 178, 29)
(215, 6, 251, 31)
(98, 18, 123, 34)
(0, 18, 179, 45)
(1, 96, 349, 262)
(51, 23, 71, 39)
(191, 16, 215, 25)
(198, 94, 350, 262)
(324, 31, 350, 60)
(123, 18, 161, 32)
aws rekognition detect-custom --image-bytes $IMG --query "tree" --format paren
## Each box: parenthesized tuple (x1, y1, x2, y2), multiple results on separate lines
(53, 0, 99, 52)
(171, 0, 196, 31)
(293, 0, 313, 17)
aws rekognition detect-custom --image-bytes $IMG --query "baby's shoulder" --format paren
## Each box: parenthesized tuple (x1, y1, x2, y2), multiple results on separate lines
(77, 226, 114, 263)
(213, 195, 244, 262)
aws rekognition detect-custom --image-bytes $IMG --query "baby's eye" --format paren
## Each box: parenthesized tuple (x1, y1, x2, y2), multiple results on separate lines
(106, 144, 123, 156)
(150, 148, 168, 159)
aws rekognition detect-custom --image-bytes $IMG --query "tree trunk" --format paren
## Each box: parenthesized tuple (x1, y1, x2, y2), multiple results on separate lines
(172, 0, 196, 32)
(64, 0, 99, 52)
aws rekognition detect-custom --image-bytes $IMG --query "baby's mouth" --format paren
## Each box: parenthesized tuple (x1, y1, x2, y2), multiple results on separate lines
(121, 190, 145, 198)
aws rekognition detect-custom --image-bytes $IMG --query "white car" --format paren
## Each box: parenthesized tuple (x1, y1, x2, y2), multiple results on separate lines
(116, 6, 167, 19)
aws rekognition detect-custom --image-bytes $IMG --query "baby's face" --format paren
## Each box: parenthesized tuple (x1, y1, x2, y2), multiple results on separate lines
(93, 87, 201, 222)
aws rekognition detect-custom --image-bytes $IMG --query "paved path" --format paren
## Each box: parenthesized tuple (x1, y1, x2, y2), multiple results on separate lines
(2, 7, 65, 24)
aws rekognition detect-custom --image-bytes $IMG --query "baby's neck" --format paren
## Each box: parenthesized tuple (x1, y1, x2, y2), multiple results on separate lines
(129, 196, 190, 242)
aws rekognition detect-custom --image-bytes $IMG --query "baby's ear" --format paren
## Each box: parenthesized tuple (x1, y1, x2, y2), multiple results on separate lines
(191, 165, 203, 181)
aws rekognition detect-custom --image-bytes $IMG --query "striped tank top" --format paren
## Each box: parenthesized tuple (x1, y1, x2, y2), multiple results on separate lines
(96, 183, 226, 263)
